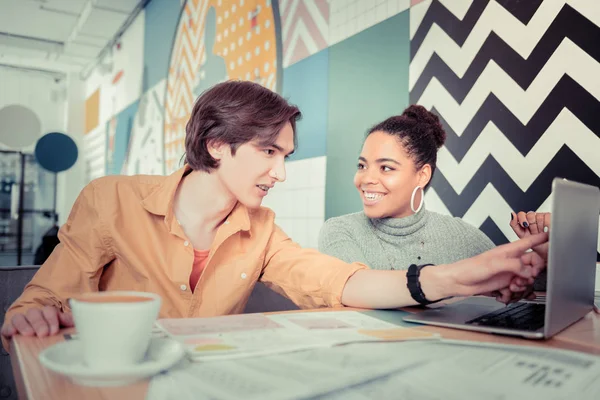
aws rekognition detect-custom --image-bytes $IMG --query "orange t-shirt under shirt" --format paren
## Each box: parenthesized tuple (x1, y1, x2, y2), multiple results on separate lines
(190, 249, 210, 293)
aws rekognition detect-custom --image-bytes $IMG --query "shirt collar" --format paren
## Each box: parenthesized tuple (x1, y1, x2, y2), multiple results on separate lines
(141, 164, 251, 232)
(141, 165, 189, 217)
(227, 201, 251, 232)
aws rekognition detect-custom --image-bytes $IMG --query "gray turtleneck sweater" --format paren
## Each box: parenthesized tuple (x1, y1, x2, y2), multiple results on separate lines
(318, 209, 495, 270)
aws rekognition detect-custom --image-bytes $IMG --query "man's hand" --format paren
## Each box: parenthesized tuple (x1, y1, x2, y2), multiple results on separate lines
(434, 233, 548, 299)
(1, 306, 74, 340)
(489, 249, 547, 304)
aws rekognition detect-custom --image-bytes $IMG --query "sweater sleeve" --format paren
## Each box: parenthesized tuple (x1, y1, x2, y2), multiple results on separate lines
(318, 217, 369, 264)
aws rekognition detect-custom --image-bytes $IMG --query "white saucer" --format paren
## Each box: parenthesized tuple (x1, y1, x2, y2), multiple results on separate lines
(39, 337, 185, 387)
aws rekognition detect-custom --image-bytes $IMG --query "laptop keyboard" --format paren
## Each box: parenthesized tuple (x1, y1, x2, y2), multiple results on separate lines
(466, 302, 546, 331)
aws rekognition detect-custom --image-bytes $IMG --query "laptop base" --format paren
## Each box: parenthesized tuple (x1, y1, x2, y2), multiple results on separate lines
(403, 297, 545, 339)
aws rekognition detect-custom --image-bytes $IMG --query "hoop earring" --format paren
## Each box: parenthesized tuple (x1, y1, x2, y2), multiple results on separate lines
(410, 186, 424, 214)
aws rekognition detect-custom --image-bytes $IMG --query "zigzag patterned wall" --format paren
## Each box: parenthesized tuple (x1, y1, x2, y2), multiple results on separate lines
(410, 0, 600, 257)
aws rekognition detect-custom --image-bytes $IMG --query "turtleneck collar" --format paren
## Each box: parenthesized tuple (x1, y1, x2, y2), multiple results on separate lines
(369, 208, 429, 238)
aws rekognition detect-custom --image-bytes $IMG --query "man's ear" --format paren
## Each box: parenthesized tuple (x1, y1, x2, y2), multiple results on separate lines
(207, 139, 228, 161)
(419, 164, 432, 188)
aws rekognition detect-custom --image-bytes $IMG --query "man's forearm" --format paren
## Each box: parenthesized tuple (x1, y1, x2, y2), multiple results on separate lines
(340, 267, 451, 309)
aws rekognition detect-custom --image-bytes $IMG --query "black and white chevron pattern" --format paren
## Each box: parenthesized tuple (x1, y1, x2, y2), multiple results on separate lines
(410, 0, 600, 258)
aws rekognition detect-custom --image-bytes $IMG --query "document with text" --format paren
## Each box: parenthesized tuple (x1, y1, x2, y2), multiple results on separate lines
(147, 341, 430, 400)
(326, 340, 600, 400)
(148, 339, 600, 400)
(155, 311, 439, 361)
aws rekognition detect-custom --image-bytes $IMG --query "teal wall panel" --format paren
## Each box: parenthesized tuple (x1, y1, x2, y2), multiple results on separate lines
(326, 12, 410, 219)
(144, 0, 183, 88)
(282, 49, 329, 161)
(106, 100, 140, 175)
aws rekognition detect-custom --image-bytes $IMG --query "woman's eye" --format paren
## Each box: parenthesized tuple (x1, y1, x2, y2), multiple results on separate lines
(264, 149, 275, 155)
(357, 163, 365, 170)
(381, 166, 393, 172)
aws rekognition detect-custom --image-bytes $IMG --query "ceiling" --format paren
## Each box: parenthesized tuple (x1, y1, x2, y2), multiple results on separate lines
(0, 0, 144, 77)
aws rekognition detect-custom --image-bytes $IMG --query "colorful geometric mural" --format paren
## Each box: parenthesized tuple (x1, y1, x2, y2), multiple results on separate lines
(124, 80, 167, 175)
(163, 0, 281, 174)
(106, 100, 140, 175)
(84, 89, 100, 134)
(280, 0, 329, 67)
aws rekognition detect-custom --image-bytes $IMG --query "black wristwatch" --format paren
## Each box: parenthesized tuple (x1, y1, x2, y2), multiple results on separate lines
(406, 263, 444, 306)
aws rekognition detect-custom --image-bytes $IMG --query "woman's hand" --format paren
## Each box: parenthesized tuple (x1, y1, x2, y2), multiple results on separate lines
(500, 211, 552, 304)
(510, 211, 550, 261)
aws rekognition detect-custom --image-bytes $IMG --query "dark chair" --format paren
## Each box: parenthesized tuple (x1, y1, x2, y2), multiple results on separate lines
(244, 282, 299, 313)
(0, 266, 39, 400)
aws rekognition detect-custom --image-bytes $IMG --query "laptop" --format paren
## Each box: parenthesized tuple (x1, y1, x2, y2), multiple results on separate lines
(403, 178, 600, 339)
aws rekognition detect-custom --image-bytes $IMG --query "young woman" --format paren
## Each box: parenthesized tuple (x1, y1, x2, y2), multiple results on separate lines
(2, 84, 545, 345)
(319, 106, 495, 264)
(319, 105, 535, 301)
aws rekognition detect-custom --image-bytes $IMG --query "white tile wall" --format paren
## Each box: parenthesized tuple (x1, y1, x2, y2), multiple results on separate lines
(261, 156, 326, 249)
(329, 0, 410, 45)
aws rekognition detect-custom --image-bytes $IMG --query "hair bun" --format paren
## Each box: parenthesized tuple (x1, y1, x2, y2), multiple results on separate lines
(402, 105, 446, 148)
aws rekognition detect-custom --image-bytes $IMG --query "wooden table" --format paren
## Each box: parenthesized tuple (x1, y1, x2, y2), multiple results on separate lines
(10, 307, 600, 400)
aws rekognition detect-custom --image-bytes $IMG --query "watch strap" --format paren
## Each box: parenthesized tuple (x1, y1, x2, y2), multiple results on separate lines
(406, 263, 443, 306)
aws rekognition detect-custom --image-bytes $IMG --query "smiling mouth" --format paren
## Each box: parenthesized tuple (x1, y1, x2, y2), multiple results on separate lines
(257, 185, 271, 193)
(363, 191, 385, 202)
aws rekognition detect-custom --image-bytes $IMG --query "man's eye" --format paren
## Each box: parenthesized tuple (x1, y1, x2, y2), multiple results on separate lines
(264, 149, 275, 155)
(357, 163, 365, 170)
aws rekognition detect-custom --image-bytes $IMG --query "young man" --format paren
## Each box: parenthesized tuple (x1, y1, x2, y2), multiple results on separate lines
(1, 81, 547, 349)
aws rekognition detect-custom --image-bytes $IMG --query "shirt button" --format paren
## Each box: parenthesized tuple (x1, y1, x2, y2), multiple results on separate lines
(241, 273, 247, 279)
(180, 284, 187, 291)
(184, 241, 189, 247)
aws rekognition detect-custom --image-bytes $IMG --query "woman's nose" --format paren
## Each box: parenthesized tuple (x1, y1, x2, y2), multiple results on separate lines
(362, 169, 378, 185)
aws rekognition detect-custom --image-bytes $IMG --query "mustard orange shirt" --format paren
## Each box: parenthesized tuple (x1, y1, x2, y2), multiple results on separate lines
(4, 165, 367, 344)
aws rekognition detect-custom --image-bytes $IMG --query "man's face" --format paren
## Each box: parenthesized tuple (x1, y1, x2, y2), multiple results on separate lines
(214, 122, 295, 209)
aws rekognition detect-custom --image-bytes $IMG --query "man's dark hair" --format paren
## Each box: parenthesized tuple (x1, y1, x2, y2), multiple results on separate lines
(184, 80, 301, 172)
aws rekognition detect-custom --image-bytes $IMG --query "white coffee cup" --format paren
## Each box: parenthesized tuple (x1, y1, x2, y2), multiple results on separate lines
(69, 291, 161, 370)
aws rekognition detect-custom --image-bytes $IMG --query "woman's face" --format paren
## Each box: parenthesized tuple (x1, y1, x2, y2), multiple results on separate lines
(354, 131, 430, 219)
